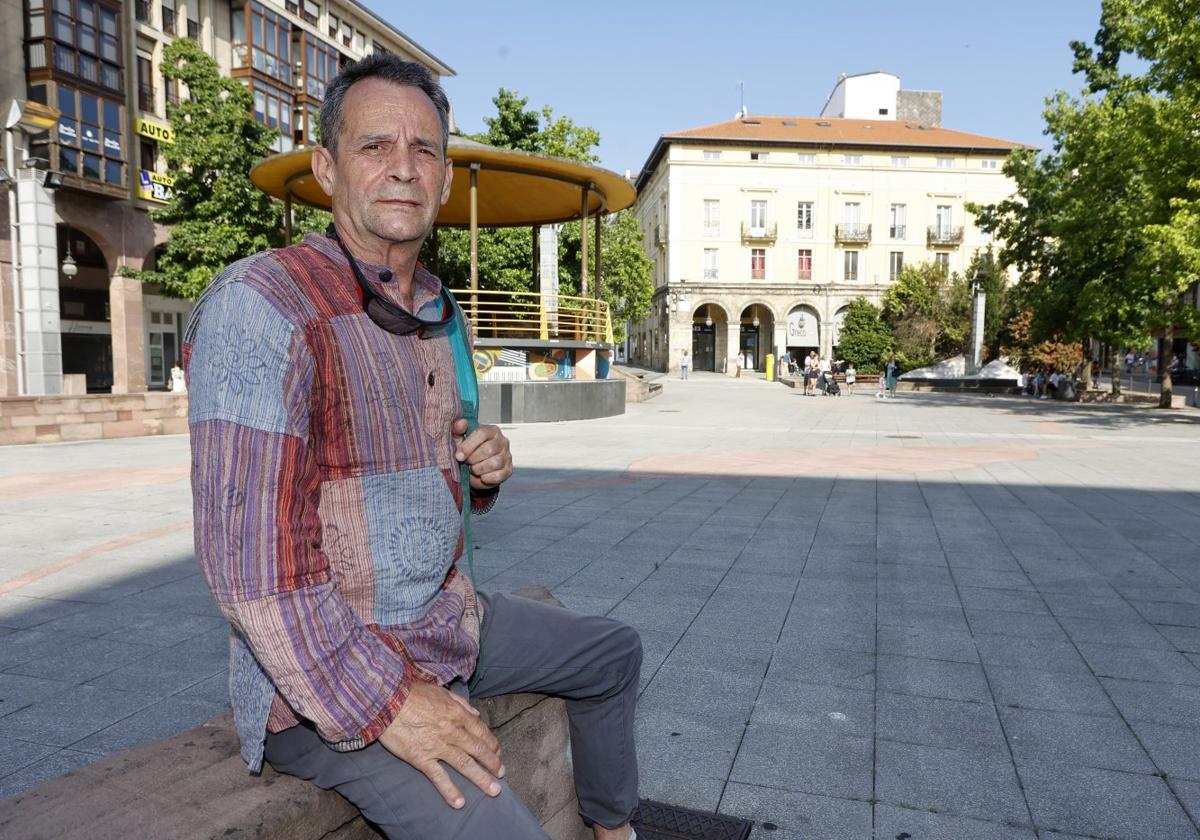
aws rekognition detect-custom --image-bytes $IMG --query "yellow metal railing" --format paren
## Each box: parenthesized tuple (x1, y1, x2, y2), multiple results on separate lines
(450, 289, 614, 344)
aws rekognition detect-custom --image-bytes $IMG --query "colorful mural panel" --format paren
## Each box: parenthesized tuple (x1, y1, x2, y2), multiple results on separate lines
(475, 348, 528, 382)
(528, 349, 575, 381)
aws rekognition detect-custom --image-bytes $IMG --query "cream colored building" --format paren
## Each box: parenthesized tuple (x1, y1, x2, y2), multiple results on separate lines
(628, 73, 1028, 375)
(2, 0, 450, 396)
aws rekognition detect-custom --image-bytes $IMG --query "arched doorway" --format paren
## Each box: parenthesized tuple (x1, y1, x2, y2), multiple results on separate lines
(57, 225, 112, 393)
(786, 304, 821, 363)
(739, 303, 775, 372)
(692, 303, 729, 372)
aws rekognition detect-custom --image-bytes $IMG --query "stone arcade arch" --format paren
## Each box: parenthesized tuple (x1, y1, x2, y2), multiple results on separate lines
(56, 225, 113, 392)
(785, 304, 822, 363)
(738, 301, 776, 372)
(691, 302, 730, 372)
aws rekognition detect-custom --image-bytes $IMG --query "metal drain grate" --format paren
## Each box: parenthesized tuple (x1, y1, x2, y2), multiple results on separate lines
(631, 798, 753, 840)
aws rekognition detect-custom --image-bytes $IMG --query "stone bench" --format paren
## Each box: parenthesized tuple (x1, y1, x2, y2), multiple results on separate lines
(0, 589, 590, 840)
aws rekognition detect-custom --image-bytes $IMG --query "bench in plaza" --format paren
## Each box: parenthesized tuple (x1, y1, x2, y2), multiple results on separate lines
(0, 588, 589, 840)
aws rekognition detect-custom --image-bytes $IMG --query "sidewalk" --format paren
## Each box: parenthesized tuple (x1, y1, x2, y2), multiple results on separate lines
(2, 381, 1200, 838)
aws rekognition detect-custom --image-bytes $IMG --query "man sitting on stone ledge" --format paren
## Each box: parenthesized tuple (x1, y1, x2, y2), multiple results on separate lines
(185, 53, 641, 840)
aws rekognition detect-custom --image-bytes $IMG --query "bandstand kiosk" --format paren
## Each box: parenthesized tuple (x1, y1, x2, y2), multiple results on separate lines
(250, 135, 636, 423)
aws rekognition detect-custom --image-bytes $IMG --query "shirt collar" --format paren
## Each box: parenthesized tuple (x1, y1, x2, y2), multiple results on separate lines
(303, 231, 445, 312)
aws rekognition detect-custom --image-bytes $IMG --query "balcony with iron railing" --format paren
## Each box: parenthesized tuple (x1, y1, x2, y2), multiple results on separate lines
(137, 84, 156, 112)
(927, 225, 964, 246)
(740, 221, 778, 243)
(835, 222, 871, 244)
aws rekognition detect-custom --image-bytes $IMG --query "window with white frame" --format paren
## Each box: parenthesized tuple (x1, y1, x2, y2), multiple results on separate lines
(750, 151, 769, 162)
(843, 201, 862, 224)
(934, 252, 950, 274)
(797, 249, 812, 280)
(703, 199, 720, 237)
(751, 248, 766, 280)
(936, 156, 954, 168)
(797, 201, 813, 238)
(891, 156, 909, 167)
(703, 248, 719, 279)
(703, 149, 721, 161)
(981, 159, 999, 169)
(797, 152, 816, 164)
(889, 203, 906, 239)
(750, 199, 768, 231)
(935, 204, 953, 237)
(889, 251, 904, 282)
(844, 153, 863, 165)
(844, 250, 859, 282)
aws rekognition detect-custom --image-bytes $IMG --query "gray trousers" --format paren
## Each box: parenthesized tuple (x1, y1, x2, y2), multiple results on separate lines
(263, 591, 642, 839)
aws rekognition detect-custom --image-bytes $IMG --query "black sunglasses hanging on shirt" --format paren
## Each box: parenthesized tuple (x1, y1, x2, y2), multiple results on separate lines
(327, 224, 456, 336)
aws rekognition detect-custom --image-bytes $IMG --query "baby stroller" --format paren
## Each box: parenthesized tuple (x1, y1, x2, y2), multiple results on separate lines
(826, 377, 841, 396)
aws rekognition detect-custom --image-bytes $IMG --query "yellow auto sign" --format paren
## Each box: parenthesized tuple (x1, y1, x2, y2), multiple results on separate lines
(134, 118, 174, 144)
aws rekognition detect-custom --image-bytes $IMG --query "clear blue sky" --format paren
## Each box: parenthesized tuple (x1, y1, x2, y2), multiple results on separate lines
(370, 0, 1105, 175)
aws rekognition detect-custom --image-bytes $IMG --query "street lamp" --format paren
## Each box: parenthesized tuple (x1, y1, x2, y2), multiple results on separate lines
(751, 304, 760, 328)
(61, 227, 78, 278)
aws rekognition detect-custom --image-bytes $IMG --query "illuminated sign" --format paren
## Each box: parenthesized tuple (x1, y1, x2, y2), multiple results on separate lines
(138, 170, 176, 203)
(134, 118, 174, 144)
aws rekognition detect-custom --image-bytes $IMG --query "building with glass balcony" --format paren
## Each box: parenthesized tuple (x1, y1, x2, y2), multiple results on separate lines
(1, 0, 452, 396)
(627, 72, 1029, 375)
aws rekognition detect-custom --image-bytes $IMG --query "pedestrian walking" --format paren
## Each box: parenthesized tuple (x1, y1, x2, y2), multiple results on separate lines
(845, 363, 856, 395)
(818, 356, 831, 395)
(736, 351, 745, 378)
(885, 355, 898, 398)
(680, 349, 690, 380)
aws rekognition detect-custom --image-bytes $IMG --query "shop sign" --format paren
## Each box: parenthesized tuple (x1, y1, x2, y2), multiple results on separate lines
(787, 308, 819, 343)
(57, 120, 78, 145)
(134, 118, 175, 144)
(138, 170, 176, 203)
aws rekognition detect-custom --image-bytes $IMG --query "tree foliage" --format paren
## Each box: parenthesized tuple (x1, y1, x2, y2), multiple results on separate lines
(125, 39, 278, 299)
(880, 262, 972, 370)
(836, 298, 892, 373)
(973, 0, 1200, 402)
(421, 87, 651, 338)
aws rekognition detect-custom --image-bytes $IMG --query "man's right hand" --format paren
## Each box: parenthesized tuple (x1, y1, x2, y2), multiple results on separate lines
(377, 682, 506, 809)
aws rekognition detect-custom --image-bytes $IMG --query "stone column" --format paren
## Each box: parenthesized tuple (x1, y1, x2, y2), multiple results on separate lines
(539, 225, 559, 338)
(109, 272, 146, 394)
(16, 168, 62, 395)
(726, 320, 739, 375)
(0, 200, 16, 397)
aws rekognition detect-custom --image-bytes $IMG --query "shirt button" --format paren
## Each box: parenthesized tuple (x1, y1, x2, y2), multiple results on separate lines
(428, 372, 435, 387)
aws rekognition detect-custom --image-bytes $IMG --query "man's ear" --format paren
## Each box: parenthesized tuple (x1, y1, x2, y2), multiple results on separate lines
(440, 158, 454, 206)
(312, 146, 336, 197)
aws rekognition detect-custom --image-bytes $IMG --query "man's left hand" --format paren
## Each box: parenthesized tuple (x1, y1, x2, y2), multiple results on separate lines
(452, 421, 513, 490)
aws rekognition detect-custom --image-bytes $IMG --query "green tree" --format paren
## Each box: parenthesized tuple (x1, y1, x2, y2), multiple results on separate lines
(423, 87, 651, 335)
(126, 39, 282, 299)
(881, 262, 967, 370)
(836, 298, 892, 373)
(974, 0, 1200, 404)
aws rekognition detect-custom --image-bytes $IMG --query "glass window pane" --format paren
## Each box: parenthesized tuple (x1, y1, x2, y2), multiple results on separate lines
(80, 93, 98, 123)
(78, 24, 95, 52)
(103, 99, 118, 127)
(252, 13, 263, 47)
(60, 146, 78, 172)
(53, 14, 73, 40)
(80, 122, 100, 151)
(57, 117, 79, 146)
(82, 153, 101, 179)
(51, 0, 69, 14)
(103, 129, 121, 157)
(100, 6, 116, 33)
(267, 96, 278, 128)
(104, 159, 122, 184)
(29, 12, 45, 37)
(101, 33, 117, 62)
(57, 86, 76, 116)
(253, 88, 265, 121)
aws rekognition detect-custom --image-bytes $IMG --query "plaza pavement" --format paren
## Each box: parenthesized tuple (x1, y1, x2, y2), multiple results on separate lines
(2, 371, 1200, 839)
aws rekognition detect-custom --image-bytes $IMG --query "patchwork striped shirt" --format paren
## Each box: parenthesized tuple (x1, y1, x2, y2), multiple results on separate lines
(185, 232, 493, 772)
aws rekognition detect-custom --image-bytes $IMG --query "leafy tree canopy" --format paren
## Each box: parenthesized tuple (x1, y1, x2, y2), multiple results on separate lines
(125, 38, 327, 299)
(835, 298, 892, 373)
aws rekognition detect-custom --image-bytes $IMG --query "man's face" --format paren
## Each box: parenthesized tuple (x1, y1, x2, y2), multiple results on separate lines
(313, 78, 453, 252)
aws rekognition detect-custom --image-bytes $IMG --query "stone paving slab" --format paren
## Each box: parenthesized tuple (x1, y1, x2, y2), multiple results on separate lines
(2, 376, 1200, 837)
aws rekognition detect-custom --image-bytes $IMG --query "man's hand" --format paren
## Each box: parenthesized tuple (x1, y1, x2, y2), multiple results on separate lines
(452, 421, 513, 491)
(377, 682, 505, 809)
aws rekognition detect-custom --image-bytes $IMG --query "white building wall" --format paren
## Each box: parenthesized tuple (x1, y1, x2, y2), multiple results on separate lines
(821, 72, 901, 120)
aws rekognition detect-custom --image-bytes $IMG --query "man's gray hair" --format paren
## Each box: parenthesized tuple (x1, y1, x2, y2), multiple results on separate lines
(319, 53, 451, 158)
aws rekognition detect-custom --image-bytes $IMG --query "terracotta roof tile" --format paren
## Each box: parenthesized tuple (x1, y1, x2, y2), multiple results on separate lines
(664, 115, 1032, 152)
